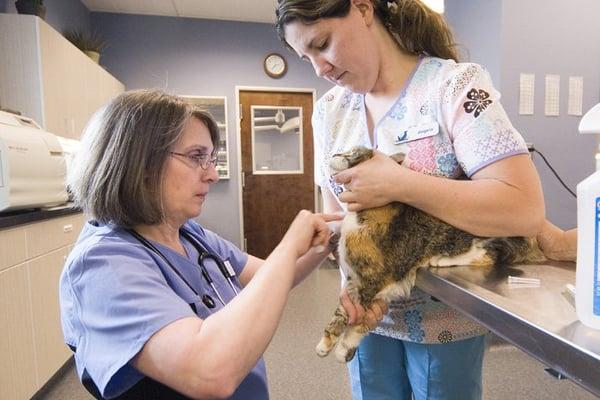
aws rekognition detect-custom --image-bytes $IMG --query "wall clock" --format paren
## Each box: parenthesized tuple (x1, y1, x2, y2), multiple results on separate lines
(263, 53, 287, 78)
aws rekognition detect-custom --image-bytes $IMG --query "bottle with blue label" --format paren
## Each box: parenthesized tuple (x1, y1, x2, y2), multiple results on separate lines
(576, 170, 600, 329)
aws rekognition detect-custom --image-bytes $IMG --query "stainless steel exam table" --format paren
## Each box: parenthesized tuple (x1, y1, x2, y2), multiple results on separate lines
(416, 261, 600, 397)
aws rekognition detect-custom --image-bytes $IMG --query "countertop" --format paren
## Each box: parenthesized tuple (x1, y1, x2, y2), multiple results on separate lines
(416, 262, 600, 397)
(0, 204, 81, 229)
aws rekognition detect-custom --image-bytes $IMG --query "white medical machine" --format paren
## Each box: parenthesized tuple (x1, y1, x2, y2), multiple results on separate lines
(0, 110, 69, 212)
(576, 102, 600, 329)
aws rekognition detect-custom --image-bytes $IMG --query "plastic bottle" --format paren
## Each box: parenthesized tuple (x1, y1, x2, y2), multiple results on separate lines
(576, 169, 600, 329)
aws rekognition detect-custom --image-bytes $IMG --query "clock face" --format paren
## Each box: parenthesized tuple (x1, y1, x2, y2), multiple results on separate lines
(264, 53, 287, 78)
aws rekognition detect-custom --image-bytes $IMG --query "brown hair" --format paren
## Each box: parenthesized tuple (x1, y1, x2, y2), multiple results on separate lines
(275, 0, 459, 62)
(68, 89, 219, 227)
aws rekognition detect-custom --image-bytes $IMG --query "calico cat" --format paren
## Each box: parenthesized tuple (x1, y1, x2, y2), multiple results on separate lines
(317, 146, 545, 363)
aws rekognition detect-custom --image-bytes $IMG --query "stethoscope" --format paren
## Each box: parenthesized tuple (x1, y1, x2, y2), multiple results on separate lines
(126, 228, 239, 308)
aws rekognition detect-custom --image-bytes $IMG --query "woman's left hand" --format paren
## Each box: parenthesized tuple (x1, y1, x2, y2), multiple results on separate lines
(536, 220, 577, 261)
(340, 289, 388, 330)
(333, 150, 406, 211)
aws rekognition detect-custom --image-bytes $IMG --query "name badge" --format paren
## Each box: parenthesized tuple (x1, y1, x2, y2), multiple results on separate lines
(394, 121, 439, 145)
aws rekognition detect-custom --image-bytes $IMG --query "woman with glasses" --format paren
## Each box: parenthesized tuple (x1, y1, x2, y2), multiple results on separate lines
(59, 89, 357, 399)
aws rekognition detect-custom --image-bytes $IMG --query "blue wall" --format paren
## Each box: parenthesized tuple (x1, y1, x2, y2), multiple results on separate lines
(91, 12, 332, 245)
(0, 0, 91, 34)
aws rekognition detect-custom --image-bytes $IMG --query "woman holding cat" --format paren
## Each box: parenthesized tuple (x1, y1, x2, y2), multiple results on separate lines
(276, 1, 545, 399)
(59, 89, 348, 399)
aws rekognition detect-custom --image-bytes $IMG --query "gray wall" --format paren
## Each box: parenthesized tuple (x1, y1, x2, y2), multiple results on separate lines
(445, 0, 503, 86)
(0, 0, 91, 34)
(91, 12, 332, 245)
(500, 0, 600, 230)
(446, 0, 600, 230)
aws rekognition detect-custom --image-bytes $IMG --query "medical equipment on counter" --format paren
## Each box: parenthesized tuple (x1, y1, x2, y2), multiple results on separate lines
(126, 227, 239, 309)
(0, 110, 69, 212)
(507, 275, 541, 286)
(576, 102, 600, 329)
(55, 135, 81, 175)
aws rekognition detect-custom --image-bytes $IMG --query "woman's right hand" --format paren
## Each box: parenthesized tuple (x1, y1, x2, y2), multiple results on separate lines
(278, 210, 344, 259)
(334, 150, 409, 212)
(340, 288, 388, 330)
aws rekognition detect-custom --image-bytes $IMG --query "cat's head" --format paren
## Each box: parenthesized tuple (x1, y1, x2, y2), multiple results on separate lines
(330, 146, 374, 173)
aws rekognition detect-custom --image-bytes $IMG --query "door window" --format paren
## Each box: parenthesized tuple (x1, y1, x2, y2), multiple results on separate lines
(251, 106, 303, 174)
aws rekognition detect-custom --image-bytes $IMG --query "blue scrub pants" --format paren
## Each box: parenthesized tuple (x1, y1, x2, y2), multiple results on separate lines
(348, 333, 485, 400)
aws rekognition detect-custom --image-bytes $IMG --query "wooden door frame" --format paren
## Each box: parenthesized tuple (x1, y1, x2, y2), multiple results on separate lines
(235, 86, 318, 249)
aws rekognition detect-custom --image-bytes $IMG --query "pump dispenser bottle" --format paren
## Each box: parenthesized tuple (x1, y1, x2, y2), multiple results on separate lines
(576, 103, 600, 330)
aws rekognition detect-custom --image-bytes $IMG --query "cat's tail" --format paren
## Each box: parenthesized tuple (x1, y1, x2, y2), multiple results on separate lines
(485, 237, 546, 265)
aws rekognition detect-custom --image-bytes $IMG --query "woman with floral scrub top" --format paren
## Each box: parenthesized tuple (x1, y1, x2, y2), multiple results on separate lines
(276, 1, 545, 399)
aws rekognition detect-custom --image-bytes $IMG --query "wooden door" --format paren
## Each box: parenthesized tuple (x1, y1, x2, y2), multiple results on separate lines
(240, 90, 314, 259)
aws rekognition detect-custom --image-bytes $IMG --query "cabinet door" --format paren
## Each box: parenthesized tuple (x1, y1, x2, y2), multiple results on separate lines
(39, 18, 73, 137)
(71, 45, 93, 139)
(24, 214, 84, 259)
(0, 227, 27, 273)
(28, 247, 71, 388)
(39, 18, 124, 139)
(0, 15, 44, 127)
(89, 66, 125, 123)
(0, 264, 37, 399)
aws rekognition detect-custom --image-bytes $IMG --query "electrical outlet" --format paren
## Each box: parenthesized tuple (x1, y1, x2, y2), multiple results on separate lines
(526, 142, 535, 152)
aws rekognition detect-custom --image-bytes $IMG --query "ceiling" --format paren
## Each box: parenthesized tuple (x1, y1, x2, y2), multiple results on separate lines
(80, 0, 278, 24)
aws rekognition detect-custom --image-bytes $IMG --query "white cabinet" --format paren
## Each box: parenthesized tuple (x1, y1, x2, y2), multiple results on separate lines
(180, 96, 230, 179)
(0, 262, 37, 400)
(0, 13, 124, 139)
(29, 247, 73, 388)
(0, 213, 84, 398)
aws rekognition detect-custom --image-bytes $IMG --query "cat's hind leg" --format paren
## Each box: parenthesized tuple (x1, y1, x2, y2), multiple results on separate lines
(333, 322, 369, 363)
(332, 268, 420, 362)
(316, 305, 349, 357)
(332, 277, 394, 363)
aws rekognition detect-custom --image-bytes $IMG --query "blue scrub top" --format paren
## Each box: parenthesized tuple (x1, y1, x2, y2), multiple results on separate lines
(59, 220, 269, 399)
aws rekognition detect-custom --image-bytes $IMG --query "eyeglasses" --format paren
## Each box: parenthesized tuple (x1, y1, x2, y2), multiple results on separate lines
(170, 151, 218, 170)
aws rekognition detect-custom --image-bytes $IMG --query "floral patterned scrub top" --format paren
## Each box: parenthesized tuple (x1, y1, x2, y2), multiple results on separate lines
(312, 56, 529, 344)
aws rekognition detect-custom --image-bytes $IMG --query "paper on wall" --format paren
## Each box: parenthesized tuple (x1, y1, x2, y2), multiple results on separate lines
(568, 76, 583, 116)
(545, 74, 560, 116)
(519, 73, 535, 115)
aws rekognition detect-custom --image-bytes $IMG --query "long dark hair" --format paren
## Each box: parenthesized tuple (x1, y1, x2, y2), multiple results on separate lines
(275, 0, 459, 62)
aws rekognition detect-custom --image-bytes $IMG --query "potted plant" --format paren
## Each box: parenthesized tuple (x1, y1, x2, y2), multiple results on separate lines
(63, 30, 106, 64)
(15, 0, 46, 19)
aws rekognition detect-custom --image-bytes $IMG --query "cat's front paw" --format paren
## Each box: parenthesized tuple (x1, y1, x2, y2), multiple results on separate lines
(315, 335, 335, 357)
(334, 342, 357, 363)
(428, 255, 443, 267)
(428, 255, 460, 267)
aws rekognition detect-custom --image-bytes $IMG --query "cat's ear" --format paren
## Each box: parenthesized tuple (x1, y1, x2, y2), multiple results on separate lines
(390, 152, 406, 165)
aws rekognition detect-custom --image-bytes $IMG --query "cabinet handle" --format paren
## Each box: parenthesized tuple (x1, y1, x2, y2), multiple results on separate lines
(63, 224, 73, 233)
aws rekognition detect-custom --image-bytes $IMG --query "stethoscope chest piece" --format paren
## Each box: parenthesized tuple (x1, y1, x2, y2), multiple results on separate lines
(202, 294, 216, 309)
(126, 227, 238, 309)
